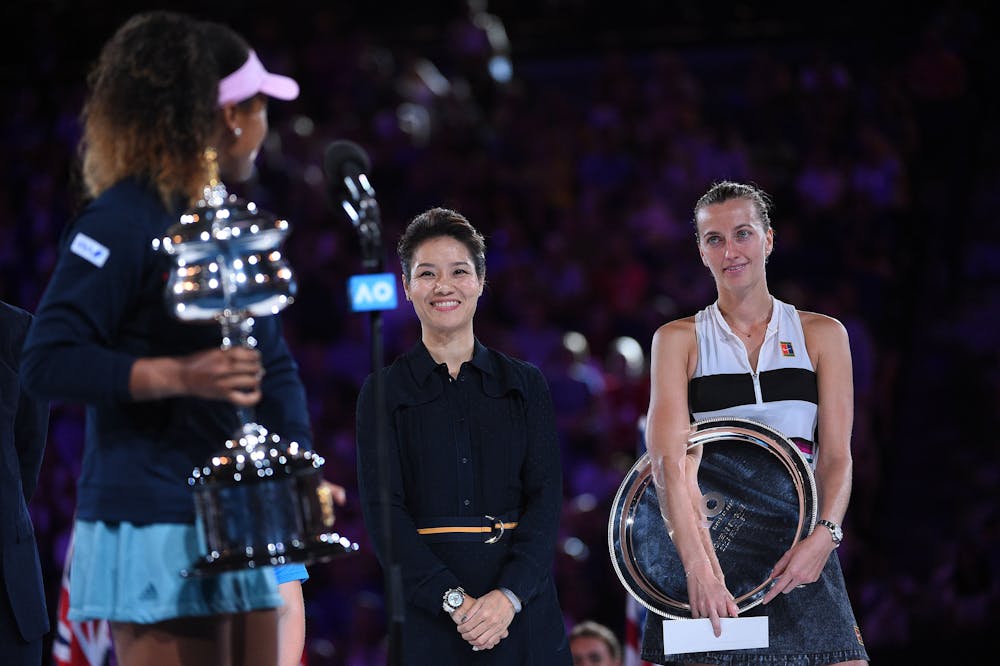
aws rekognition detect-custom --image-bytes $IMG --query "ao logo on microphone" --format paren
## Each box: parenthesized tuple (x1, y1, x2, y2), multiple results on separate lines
(349, 273, 398, 312)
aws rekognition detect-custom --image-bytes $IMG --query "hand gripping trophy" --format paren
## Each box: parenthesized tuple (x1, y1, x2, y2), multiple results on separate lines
(156, 150, 357, 576)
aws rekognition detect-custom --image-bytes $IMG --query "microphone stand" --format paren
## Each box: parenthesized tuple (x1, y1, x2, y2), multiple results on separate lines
(344, 177, 404, 666)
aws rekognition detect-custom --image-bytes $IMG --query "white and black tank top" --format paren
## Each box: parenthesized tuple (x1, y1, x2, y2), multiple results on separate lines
(690, 298, 819, 467)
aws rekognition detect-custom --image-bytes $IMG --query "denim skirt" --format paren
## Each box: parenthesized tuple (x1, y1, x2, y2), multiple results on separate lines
(641, 553, 869, 665)
(68, 520, 282, 624)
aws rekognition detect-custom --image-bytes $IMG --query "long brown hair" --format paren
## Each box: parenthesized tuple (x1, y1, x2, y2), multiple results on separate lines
(79, 11, 219, 208)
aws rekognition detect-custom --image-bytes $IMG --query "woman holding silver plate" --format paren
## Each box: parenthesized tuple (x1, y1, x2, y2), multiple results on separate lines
(640, 181, 869, 664)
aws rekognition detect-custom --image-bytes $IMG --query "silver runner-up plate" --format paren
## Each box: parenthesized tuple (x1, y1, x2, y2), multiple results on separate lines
(609, 417, 817, 619)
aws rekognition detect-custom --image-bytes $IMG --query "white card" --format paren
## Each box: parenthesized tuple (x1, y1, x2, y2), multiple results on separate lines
(662, 617, 768, 653)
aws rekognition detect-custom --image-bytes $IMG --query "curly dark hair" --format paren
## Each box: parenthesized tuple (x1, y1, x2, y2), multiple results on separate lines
(397, 207, 487, 283)
(80, 11, 220, 207)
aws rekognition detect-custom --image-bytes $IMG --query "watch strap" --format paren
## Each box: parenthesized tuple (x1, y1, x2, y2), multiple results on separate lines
(816, 519, 842, 546)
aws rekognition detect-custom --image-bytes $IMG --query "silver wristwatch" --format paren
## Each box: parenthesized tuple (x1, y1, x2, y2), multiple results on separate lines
(816, 519, 843, 547)
(442, 586, 466, 614)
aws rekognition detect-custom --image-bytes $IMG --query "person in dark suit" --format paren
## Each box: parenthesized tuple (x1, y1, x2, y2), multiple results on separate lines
(0, 300, 50, 665)
(356, 207, 571, 664)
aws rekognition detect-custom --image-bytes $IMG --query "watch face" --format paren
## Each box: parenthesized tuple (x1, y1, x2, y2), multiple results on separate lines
(447, 591, 463, 607)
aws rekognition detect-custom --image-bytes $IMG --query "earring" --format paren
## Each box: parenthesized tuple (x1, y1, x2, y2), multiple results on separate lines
(233, 127, 242, 137)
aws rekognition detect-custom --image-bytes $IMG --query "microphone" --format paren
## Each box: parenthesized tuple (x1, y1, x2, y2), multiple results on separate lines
(323, 139, 382, 267)
(323, 140, 378, 227)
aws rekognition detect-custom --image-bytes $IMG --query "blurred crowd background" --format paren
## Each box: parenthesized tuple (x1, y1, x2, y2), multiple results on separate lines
(2, 1, 997, 663)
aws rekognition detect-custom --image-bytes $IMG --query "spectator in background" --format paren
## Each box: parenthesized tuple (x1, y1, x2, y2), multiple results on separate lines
(569, 620, 622, 666)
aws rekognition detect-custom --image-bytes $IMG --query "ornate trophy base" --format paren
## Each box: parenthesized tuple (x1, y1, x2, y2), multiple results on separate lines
(181, 423, 359, 578)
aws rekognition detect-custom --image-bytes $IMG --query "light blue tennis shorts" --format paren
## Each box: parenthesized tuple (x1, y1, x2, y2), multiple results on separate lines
(68, 520, 283, 624)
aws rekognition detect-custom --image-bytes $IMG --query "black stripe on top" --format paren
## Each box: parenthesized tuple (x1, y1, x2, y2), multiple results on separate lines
(689, 373, 755, 413)
(759, 367, 818, 404)
(689, 368, 818, 413)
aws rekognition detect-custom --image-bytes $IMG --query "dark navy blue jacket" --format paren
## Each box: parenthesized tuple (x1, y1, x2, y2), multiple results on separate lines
(1, 300, 50, 648)
(21, 178, 311, 524)
(356, 340, 570, 665)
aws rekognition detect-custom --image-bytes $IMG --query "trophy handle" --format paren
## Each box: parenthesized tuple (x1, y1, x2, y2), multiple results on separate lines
(217, 312, 257, 427)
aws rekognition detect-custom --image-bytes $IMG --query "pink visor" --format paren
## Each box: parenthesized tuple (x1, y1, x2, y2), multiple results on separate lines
(217, 50, 299, 106)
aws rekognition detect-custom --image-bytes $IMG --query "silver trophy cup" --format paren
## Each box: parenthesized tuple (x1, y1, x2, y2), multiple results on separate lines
(157, 166, 358, 576)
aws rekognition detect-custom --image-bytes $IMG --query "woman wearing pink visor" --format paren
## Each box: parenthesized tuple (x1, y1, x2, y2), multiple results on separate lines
(202, 21, 336, 666)
(22, 11, 326, 666)
(212, 27, 300, 183)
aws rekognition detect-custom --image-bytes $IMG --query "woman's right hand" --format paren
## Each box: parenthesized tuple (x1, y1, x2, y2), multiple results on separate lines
(685, 558, 739, 637)
(456, 589, 515, 651)
(178, 347, 264, 406)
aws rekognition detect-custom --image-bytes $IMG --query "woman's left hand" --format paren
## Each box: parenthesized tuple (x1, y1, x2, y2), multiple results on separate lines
(457, 589, 515, 651)
(316, 480, 347, 526)
(319, 480, 347, 506)
(761, 531, 833, 604)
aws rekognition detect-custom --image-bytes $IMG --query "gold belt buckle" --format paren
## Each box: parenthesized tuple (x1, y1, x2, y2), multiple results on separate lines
(484, 515, 504, 544)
